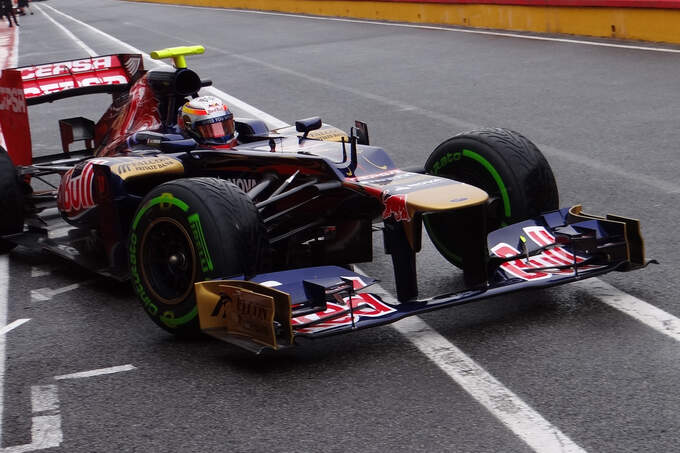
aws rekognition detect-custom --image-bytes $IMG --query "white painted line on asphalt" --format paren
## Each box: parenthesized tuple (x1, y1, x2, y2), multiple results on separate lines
(38, 3, 288, 130)
(395, 316, 586, 453)
(0, 319, 30, 336)
(539, 144, 680, 194)
(153, 3, 680, 54)
(0, 28, 18, 445)
(355, 270, 587, 453)
(54, 364, 136, 381)
(31, 385, 59, 413)
(0, 256, 9, 446)
(30, 267, 50, 278)
(35, 4, 95, 57)
(0, 386, 62, 453)
(30, 282, 86, 302)
(573, 278, 680, 343)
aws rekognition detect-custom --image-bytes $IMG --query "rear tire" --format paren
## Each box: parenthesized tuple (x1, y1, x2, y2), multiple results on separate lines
(424, 128, 558, 268)
(129, 178, 267, 336)
(0, 148, 25, 254)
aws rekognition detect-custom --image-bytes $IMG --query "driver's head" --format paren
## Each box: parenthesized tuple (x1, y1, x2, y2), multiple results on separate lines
(179, 96, 237, 148)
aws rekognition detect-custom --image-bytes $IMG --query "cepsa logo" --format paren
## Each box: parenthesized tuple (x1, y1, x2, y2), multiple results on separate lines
(21, 56, 128, 97)
(23, 75, 128, 97)
(0, 87, 26, 113)
(21, 57, 114, 80)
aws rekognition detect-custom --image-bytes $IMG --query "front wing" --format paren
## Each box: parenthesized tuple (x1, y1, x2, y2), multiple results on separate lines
(195, 206, 647, 353)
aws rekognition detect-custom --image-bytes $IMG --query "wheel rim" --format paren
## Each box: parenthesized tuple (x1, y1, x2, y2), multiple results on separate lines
(139, 217, 197, 305)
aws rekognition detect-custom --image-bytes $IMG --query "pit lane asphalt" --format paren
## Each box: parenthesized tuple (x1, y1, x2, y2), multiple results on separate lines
(3, 1, 680, 451)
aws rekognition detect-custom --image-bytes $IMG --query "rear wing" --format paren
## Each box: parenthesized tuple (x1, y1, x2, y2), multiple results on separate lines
(0, 53, 145, 166)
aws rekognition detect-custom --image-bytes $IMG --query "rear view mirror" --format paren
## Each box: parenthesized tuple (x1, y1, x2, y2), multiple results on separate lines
(295, 116, 322, 134)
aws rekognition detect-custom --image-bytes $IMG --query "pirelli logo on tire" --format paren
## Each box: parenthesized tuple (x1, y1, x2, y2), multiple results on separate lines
(188, 213, 214, 274)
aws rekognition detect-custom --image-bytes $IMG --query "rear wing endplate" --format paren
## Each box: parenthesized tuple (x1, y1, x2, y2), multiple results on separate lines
(0, 53, 144, 166)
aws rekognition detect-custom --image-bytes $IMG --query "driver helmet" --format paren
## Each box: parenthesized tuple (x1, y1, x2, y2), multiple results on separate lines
(178, 96, 237, 148)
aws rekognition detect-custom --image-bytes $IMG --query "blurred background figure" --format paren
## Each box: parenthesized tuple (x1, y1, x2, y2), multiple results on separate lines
(0, 0, 19, 26)
(17, 0, 32, 15)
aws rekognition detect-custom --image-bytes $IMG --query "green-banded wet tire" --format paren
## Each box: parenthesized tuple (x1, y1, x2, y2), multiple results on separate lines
(424, 128, 559, 268)
(129, 177, 267, 336)
(0, 148, 25, 254)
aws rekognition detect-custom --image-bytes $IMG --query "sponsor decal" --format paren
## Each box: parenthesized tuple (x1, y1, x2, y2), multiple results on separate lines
(303, 124, 348, 142)
(21, 56, 115, 79)
(188, 213, 214, 274)
(431, 151, 462, 174)
(490, 243, 552, 281)
(0, 86, 26, 113)
(292, 293, 396, 334)
(23, 76, 128, 97)
(20, 56, 131, 99)
(491, 226, 599, 281)
(210, 292, 270, 324)
(307, 128, 348, 141)
(129, 193, 199, 329)
(208, 287, 277, 347)
(129, 232, 159, 316)
(361, 154, 388, 170)
(222, 177, 258, 192)
(57, 159, 107, 215)
(110, 156, 183, 178)
(349, 169, 404, 183)
(523, 226, 601, 271)
(391, 177, 455, 192)
(382, 192, 411, 222)
(0, 69, 31, 165)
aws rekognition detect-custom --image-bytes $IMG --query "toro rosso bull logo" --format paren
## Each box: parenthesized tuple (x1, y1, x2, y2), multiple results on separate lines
(382, 190, 411, 222)
(57, 160, 106, 216)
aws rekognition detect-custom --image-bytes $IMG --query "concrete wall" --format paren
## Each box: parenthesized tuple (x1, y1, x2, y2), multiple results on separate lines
(124, 0, 680, 44)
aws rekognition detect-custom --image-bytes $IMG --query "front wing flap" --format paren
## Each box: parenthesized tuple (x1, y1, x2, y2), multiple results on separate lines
(195, 206, 647, 353)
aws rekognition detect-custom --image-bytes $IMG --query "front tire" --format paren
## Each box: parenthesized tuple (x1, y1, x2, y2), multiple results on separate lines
(424, 128, 559, 268)
(129, 178, 266, 336)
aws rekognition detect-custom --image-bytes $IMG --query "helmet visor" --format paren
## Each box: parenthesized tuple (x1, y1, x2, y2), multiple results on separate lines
(196, 116, 235, 140)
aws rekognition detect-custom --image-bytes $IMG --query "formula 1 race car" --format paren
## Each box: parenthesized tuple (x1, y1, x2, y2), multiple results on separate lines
(0, 46, 647, 353)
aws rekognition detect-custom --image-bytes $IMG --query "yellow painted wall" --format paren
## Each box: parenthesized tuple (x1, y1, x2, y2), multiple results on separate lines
(125, 0, 680, 44)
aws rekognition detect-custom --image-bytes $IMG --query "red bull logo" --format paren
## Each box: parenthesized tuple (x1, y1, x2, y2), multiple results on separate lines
(382, 193, 411, 222)
(57, 160, 106, 216)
